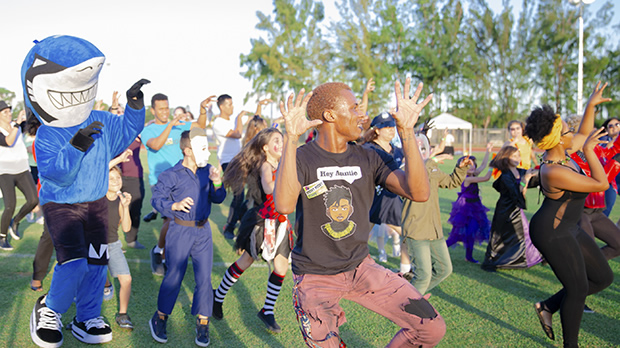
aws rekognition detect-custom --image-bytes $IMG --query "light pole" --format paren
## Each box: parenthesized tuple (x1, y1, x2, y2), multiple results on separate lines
(569, 0, 596, 115)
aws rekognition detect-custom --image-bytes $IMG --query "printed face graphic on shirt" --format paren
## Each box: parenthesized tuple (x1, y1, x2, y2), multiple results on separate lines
(320, 185, 357, 240)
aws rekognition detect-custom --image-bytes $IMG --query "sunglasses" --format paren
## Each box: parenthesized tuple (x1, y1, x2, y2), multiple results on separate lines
(607, 123, 620, 128)
(561, 127, 575, 136)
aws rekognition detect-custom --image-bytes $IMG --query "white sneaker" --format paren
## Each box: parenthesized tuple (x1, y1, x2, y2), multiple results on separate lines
(378, 250, 388, 263)
(392, 244, 401, 257)
(27, 212, 36, 223)
(36, 216, 45, 225)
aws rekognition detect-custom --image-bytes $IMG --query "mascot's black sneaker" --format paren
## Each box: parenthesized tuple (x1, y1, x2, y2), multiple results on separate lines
(8, 219, 21, 240)
(30, 295, 63, 348)
(195, 317, 210, 347)
(257, 310, 282, 334)
(149, 311, 168, 343)
(71, 316, 112, 344)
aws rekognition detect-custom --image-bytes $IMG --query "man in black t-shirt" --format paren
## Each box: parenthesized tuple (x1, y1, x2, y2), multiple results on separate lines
(274, 79, 446, 347)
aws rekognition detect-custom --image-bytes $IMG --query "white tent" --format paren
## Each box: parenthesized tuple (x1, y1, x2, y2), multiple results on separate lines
(429, 113, 473, 155)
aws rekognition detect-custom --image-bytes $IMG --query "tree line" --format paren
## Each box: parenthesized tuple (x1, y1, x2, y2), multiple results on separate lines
(240, 0, 619, 128)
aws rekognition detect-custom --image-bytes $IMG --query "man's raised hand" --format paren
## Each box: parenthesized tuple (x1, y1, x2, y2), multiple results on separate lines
(393, 77, 433, 130)
(279, 89, 322, 138)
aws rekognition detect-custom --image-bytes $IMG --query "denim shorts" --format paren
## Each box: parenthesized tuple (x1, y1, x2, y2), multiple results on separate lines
(107, 240, 130, 277)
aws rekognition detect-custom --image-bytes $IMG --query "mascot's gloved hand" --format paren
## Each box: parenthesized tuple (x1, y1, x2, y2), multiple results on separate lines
(126, 79, 151, 110)
(70, 121, 104, 152)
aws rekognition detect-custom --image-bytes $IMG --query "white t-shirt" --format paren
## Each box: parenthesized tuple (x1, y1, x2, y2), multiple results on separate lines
(212, 116, 241, 164)
(0, 126, 30, 175)
(445, 133, 455, 146)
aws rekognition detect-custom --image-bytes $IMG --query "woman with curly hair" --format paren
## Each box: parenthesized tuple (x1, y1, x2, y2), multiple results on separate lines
(525, 82, 613, 347)
(212, 127, 292, 334)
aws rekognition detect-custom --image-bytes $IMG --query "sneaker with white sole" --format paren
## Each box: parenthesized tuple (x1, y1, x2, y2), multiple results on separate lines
(27, 212, 36, 223)
(151, 247, 166, 276)
(71, 316, 112, 344)
(378, 250, 387, 263)
(195, 317, 210, 347)
(30, 295, 63, 348)
(8, 219, 20, 240)
(149, 311, 168, 343)
(115, 313, 133, 330)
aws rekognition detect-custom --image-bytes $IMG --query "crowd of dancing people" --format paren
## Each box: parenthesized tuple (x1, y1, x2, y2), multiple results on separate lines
(1, 37, 617, 348)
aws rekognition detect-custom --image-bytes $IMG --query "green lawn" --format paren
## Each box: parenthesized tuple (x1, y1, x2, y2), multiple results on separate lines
(1, 152, 619, 347)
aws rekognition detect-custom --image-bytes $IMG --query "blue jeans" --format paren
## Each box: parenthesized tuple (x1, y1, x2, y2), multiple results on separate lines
(603, 185, 616, 217)
(406, 238, 453, 295)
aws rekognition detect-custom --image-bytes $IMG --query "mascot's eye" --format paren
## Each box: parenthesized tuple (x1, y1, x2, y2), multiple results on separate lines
(77, 66, 93, 72)
(32, 58, 47, 67)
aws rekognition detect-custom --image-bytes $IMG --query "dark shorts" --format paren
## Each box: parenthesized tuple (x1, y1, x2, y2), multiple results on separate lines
(42, 196, 108, 265)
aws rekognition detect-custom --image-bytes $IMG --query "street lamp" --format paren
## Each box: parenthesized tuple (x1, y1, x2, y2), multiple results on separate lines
(569, 0, 596, 115)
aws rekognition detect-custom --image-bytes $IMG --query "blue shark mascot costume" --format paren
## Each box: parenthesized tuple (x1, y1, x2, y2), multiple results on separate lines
(22, 35, 149, 348)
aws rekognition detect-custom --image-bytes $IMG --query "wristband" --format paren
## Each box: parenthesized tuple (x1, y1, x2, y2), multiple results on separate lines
(431, 157, 438, 163)
(520, 181, 526, 187)
(213, 182, 222, 188)
(13, 123, 20, 128)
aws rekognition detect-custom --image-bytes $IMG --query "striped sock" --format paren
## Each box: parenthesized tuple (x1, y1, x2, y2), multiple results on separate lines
(215, 262, 245, 303)
(262, 271, 285, 315)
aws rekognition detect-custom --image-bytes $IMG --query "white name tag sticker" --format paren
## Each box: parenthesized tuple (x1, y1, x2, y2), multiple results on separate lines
(316, 166, 362, 184)
(303, 179, 328, 199)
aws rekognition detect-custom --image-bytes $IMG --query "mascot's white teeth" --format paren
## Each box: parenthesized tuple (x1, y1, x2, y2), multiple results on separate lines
(48, 83, 97, 109)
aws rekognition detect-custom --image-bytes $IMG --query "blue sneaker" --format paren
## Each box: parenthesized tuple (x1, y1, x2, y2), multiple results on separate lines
(149, 311, 168, 343)
(195, 317, 210, 347)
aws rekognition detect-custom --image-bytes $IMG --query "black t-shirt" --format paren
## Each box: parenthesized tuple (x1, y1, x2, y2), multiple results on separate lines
(107, 197, 120, 243)
(293, 141, 398, 275)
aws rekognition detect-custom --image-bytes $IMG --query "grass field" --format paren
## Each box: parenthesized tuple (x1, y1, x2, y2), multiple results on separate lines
(1, 152, 619, 347)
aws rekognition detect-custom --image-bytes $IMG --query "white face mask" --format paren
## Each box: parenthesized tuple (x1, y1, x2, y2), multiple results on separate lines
(190, 135, 210, 167)
(416, 134, 430, 160)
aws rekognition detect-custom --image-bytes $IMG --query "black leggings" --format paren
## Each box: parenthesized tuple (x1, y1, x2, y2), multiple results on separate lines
(0, 171, 39, 237)
(579, 208, 620, 260)
(532, 225, 613, 347)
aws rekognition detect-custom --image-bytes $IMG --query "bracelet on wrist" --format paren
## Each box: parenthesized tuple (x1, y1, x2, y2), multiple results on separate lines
(431, 157, 438, 163)
(520, 181, 526, 187)
(213, 182, 222, 188)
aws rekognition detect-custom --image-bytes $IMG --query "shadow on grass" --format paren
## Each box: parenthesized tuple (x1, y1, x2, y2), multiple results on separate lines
(432, 287, 555, 347)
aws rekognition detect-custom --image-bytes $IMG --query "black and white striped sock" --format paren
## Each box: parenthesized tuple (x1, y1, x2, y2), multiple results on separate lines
(262, 271, 285, 315)
(215, 262, 244, 303)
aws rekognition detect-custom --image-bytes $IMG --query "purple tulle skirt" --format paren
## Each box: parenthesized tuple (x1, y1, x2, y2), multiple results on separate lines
(447, 184, 490, 245)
